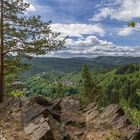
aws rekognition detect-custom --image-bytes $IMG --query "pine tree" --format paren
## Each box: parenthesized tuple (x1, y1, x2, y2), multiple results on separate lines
(56, 77, 65, 98)
(0, 0, 65, 102)
(81, 64, 96, 101)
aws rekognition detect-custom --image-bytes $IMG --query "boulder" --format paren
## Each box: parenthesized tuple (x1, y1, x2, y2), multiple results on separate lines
(23, 103, 50, 126)
(99, 104, 131, 128)
(23, 97, 69, 140)
(24, 115, 52, 140)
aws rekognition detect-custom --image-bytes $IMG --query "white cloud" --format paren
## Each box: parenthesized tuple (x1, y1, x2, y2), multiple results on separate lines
(47, 35, 140, 58)
(66, 36, 113, 47)
(51, 23, 105, 37)
(90, 0, 140, 21)
(89, 8, 112, 22)
(118, 23, 140, 36)
(118, 27, 133, 36)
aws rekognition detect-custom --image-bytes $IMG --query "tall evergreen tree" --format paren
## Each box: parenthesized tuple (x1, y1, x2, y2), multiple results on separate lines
(56, 76, 65, 98)
(82, 64, 96, 101)
(0, 0, 65, 102)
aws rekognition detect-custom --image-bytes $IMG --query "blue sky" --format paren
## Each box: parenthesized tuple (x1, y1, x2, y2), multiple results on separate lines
(28, 0, 140, 57)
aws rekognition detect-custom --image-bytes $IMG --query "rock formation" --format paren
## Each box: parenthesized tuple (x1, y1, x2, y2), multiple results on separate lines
(0, 96, 140, 140)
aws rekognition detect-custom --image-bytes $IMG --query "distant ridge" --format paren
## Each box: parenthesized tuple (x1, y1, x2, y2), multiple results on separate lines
(93, 56, 140, 66)
(24, 56, 140, 76)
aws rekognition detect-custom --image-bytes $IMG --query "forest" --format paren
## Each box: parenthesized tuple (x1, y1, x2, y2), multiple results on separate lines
(16, 58, 140, 126)
(1, 0, 140, 139)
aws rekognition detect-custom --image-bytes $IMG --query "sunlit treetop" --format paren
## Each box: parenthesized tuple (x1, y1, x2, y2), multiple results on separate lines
(128, 21, 140, 29)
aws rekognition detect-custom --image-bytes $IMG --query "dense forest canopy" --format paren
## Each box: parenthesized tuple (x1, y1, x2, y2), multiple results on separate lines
(21, 59, 140, 125)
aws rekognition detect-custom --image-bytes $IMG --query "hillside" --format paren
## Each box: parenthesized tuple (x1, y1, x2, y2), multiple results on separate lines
(94, 56, 140, 66)
(25, 64, 140, 126)
(24, 56, 140, 77)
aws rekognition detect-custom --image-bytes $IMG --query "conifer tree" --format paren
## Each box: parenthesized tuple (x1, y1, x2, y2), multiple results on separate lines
(56, 76, 65, 98)
(81, 64, 96, 101)
(0, 0, 65, 102)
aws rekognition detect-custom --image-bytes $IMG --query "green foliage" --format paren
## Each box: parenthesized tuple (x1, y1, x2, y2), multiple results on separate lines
(94, 64, 140, 125)
(81, 64, 106, 106)
(26, 74, 56, 97)
(95, 65, 140, 107)
(23, 63, 140, 125)
(21, 56, 140, 79)
(82, 65, 94, 96)
(26, 73, 79, 98)
(115, 64, 140, 75)
(1, 0, 65, 96)
(10, 90, 24, 97)
(81, 65, 96, 101)
(22, 57, 113, 78)
(128, 21, 136, 27)
(120, 98, 140, 125)
(55, 77, 65, 98)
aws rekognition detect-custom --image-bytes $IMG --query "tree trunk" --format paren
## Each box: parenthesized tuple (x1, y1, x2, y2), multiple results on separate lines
(0, 0, 4, 103)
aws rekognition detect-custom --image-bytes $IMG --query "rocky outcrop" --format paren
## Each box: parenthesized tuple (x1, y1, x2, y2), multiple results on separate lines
(1, 96, 140, 140)
(84, 104, 140, 140)
(24, 115, 51, 140)
(22, 97, 68, 140)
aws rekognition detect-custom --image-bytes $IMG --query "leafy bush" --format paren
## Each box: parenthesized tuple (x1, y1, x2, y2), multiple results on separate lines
(120, 98, 140, 126)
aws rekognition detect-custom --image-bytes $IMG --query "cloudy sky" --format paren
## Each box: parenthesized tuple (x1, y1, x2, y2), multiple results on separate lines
(27, 0, 140, 57)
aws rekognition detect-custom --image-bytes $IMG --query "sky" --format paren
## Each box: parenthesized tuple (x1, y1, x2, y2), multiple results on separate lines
(27, 0, 140, 57)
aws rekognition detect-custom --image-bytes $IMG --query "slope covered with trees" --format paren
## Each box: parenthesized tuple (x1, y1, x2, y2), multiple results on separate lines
(22, 56, 140, 78)
(24, 64, 140, 125)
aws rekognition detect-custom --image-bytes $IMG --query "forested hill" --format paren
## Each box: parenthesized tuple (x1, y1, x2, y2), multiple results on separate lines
(25, 57, 110, 75)
(24, 56, 140, 75)
(93, 56, 140, 66)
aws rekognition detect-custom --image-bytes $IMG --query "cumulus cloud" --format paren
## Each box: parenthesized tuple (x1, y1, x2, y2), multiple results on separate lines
(118, 27, 133, 36)
(66, 36, 113, 47)
(89, 8, 112, 22)
(24, 0, 140, 57)
(90, 0, 140, 21)
(51, 23, 105, 37)
(118, 24, 140, 36)
(47, 35, 140, 58)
